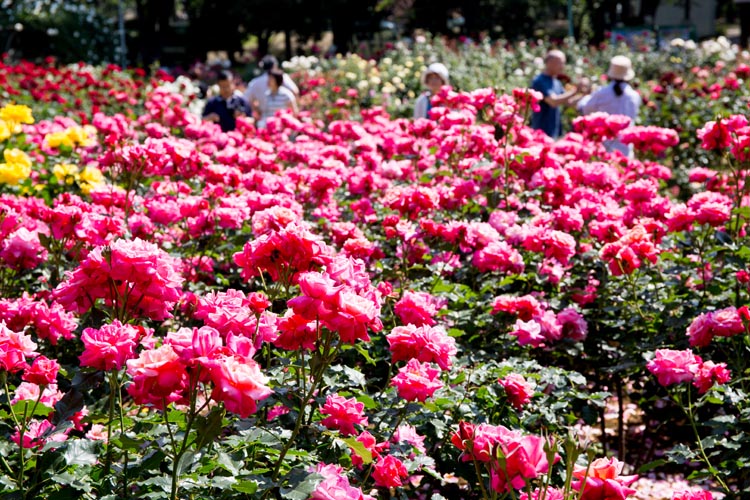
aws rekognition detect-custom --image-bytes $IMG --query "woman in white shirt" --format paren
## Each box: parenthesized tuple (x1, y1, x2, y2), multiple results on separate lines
(414, 62, 449, 119)
(258, 69, 298, 129)
(579, 55, 642, 157)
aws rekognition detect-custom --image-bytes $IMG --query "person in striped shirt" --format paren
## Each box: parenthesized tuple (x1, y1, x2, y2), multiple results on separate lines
(257, 69, 298, 129)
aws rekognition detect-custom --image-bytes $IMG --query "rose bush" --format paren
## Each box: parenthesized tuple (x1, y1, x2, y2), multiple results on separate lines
(0, 41, 748, 500)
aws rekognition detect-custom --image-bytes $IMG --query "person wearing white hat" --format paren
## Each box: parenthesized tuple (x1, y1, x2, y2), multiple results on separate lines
(414, 62, 450, 119)
(579, 55, 642, 157)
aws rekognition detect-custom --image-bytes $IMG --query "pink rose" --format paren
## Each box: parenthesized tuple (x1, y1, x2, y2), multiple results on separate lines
(206, 356, 272, 418)
(498, 373, 534, 410)
(372, 455, 408, 488)
(646, 349, 702, 386)
(391, 359, 443, 402)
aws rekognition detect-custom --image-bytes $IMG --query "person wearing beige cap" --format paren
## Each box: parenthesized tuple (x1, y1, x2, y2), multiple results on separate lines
(579, 55, 642, 156)
(530, 50, 581, 138)
(414, 62, 450, 119)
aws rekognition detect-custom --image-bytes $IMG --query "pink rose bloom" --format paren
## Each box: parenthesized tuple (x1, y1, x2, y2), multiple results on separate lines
(391, 359, 443, 402)
(53, 238, 184, 321)
(0, 322, 38, 373)
(646, 349, 702, 387)
(386, 323, 457, 370)
(394, 290, 446, 327)
(687, 192, 732, 227)
(206, 356, 272, 418)
(686, 312, 716, 348)
(22, 355, 59, 386)
(85, 423, 110, 443)
(673, 490, 713, 500)
(498, 373, 534, 410)
(372, 455, 409, 488)
(310, 463, 375, 500)
(472, 240, 525, 274)
(320, 394, 368, 436)
(710, 307, 744, 337)
(451, 422, 520, 463)
(0, 228, 47, 270)
(509, 319, 546, 347)
(492, 435, 559, 493)
(392, 424, 426, 454)
(558, 308, 588, 341)
(571, 457, 638, 500)
(126, 345, 188, 407)
(79, 320, 145, 371)
(692, 360, 731, 394)
(491, 295, 544, 321)
(12, 419, 68, 449)
(351, 431, 389, 468)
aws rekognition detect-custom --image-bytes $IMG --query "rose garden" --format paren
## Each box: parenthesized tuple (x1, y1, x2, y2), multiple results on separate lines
(0, 37, 749, 500)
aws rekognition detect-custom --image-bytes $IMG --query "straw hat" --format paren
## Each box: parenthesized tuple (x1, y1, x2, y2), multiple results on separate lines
(422, 62, 449, 85)
(607, 55, 635, 81)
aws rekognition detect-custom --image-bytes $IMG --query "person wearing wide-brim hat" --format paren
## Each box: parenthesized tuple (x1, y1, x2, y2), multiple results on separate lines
(414, 62, 450, 119)
(579, 55, 642, 157)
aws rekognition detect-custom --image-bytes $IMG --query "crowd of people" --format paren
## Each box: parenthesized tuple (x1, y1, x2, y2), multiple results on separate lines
(201, 50, 641, 157)
(200, 55, 298, 132)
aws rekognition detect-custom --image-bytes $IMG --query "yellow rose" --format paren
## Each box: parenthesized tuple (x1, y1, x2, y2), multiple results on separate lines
(65, 126, 96, 147)
(45, 131, 75, 149)
(4, 148, 32, 168)
(0, 104, 34, 126)
(0, 162, 31, 185)
(0, 120, 10, 142)
(79, 166, 105, 194)
(53, 163, 79, 185)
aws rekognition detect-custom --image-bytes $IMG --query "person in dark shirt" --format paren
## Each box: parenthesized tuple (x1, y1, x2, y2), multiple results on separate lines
(202, 70, 250, 132)
(530, 50, 580, 138)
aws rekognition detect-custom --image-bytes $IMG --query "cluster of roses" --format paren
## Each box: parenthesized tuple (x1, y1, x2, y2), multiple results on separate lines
(647, 349, 731, 394)
(573, 112, 633, 142)
(0, 321, 84, 448)
(451, 421, 641, 499)
(491, 293, 587, 348)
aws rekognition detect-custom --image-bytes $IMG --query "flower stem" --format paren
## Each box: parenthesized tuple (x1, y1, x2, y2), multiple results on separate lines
(685, 387, 730, 493)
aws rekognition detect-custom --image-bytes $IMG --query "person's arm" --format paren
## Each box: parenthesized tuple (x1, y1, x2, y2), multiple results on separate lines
(543, 87, 578, 108)
(288, 94, 298, 114)
(202, 100, 220, 122)
(283, 74, 300, 96)
(581, 89, 605, 115)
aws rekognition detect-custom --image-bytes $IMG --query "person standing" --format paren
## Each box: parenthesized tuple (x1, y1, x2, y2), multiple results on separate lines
(202, 70, 251, 132)
(245, 55, 299, 119)
(414, 62, 449, 119)
(530, 50, 579, 138)
(257, 69, 298, 129)
(579, 55, 642, 156)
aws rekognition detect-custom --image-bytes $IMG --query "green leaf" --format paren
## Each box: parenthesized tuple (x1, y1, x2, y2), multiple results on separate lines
(232, 480, 258, 494)
(638, 459, 666, 473)
(280, 473, 323, 500)
(342, 437, 372, 465)
(356, 394, 378, 409)
(12, 400, 54, 419)
(194, 407, 225, 450)
(63, 439, 99, 466)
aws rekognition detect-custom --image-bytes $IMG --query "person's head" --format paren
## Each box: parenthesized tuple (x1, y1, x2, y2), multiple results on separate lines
(422, 62, 449, 93)
(217, 70, 234, 98)
(544, 50, 566, 77)
(260, 55, 279, 73)
(267, 69, 284, 92)
(607, 55, 634, 96)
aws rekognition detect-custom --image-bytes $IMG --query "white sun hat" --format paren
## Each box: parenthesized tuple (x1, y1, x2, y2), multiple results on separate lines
(422, 62, 450, 86)
(607, 55, 635, 81)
